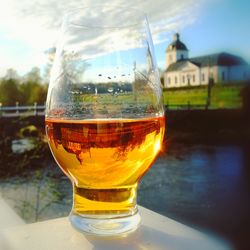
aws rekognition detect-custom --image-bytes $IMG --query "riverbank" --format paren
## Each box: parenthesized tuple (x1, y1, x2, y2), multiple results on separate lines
(166, 109, 250, 145)
(1, 108, 249, 143)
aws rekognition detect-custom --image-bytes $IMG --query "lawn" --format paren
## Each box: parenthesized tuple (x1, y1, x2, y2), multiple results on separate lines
(163, 84, 244, 109)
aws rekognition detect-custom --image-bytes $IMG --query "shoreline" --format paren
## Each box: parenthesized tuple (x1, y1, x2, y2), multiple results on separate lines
(1, 108, 249, 139)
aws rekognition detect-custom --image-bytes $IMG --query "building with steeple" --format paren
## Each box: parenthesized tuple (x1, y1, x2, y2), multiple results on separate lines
(164, 33, 250, 88)
(166, 33, 188, 68)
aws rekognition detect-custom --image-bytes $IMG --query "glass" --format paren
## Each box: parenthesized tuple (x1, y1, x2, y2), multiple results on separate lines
(45, 6, 165, 236)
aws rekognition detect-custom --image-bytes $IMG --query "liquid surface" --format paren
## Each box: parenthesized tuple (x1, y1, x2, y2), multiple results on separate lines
(46, 117, 165, 188)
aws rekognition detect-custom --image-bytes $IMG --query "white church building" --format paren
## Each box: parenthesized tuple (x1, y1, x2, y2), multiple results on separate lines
(164, 33, 250, 88)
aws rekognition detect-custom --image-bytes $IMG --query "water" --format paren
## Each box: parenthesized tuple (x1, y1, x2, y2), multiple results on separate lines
(11, 138, 36, 153)
(139, 144, 250, 249)
(140, 144, 249, 218)
(1, 143, 250, 248)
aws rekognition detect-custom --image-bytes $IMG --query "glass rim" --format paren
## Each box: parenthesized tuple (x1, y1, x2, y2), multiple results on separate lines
(63, 5, 148, 29)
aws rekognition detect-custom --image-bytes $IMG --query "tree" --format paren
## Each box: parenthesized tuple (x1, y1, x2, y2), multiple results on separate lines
(4, 68, 19, 80)
(0, 67, 48, 106)
(23, 67, 41, 83)
(19, 67, 47, 105)
(0, 78, 21, 105)
(30, 84, 48, 105)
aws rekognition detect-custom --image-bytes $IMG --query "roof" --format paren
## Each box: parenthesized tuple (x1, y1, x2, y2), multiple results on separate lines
(167, 33, 188, 52)
(166, 52, 248, 72)
(166, 60, 190, 71)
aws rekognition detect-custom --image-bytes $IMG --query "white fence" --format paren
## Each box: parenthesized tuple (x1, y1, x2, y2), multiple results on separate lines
(0, 102, 213, 118)
(0, 103, 45, 117)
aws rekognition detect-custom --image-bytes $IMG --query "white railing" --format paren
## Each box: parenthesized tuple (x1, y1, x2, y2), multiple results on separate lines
(0, 102, 224, 118)
(0, 103, 45, 117)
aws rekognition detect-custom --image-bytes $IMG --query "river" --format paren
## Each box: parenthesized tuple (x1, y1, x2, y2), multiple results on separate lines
(1, 143, 250, 249)
(139, 144, 250, 249)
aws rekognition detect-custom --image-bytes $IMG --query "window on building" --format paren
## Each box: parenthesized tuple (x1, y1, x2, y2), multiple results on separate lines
(181, 54, 184, 60)
(193, 75, 195, 82)
(243, 72, 247, 79)
(182, 76, 185, 83)
(187, 76, 190, 85)
(175, 76, 178, 84)
(222, 72, 225, 81)
(202, 73, 205, 81)
(168, 77, 171, 84)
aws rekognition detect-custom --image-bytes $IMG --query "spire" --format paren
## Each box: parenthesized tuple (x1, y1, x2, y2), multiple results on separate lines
(165, 33, 189, 68)
(173, 33, 180, 42)
(166, 33, 188, 52)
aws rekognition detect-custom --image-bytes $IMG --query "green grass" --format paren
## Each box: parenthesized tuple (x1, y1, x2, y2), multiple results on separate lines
(72, 83, 244, 109)
(163, 84, 244, 108)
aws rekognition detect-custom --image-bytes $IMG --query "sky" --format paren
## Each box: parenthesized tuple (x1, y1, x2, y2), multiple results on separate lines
(0, 0, 249, 77)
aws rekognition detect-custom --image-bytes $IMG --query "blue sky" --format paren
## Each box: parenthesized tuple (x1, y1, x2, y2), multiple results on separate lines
(155, 0, 250, 69)
(184, 0, 250, 58)
(0, 0, 249, 76)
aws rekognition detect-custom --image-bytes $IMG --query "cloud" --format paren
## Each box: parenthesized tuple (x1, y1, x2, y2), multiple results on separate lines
(0, 0, 205, 75)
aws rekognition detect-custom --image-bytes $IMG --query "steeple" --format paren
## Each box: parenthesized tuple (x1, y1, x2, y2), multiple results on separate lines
(166, 33, 189, 68)
(173, 33, 180, 42)
(167, 33, 188, 52)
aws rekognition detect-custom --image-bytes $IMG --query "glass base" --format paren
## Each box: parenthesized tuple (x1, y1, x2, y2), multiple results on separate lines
(69, 211, 141, 236)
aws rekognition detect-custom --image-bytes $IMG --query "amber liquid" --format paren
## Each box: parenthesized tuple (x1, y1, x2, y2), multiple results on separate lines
(46, 116, 165, 216)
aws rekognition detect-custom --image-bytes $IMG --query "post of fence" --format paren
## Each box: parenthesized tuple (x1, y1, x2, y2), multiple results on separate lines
(0, 103, 2, 117)
(205, 103, 208, 110)
(166, 101, 169, 111)
(34, 102, 38, 116)
(16, 102, 19, 116)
